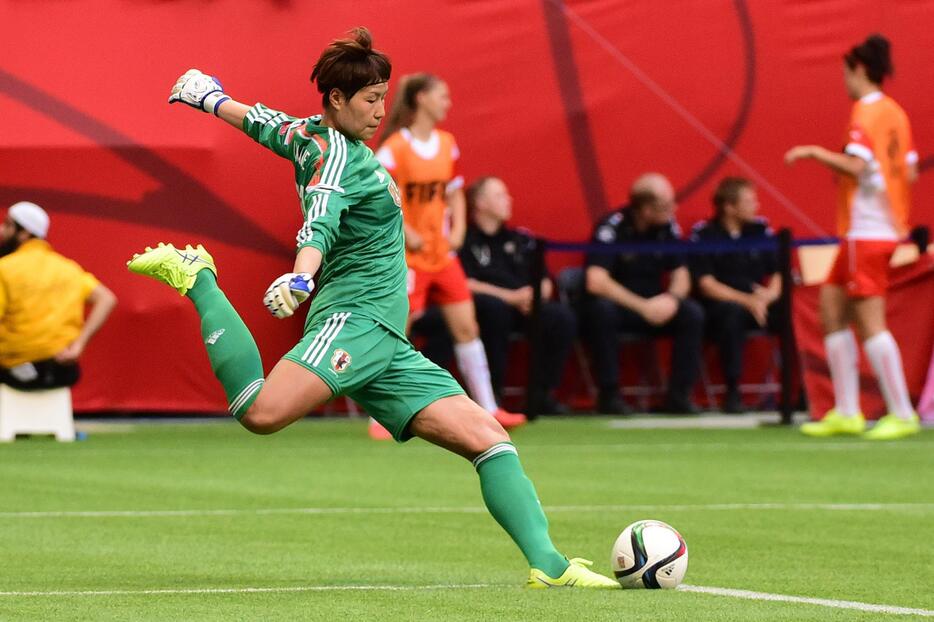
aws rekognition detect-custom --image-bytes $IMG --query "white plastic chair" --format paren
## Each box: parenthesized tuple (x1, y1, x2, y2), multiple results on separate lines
(0, 384, 75, 442)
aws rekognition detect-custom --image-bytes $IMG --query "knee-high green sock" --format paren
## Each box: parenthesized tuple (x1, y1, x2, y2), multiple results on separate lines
(474, 443, 568, 578)
(186, 271, 264, 420)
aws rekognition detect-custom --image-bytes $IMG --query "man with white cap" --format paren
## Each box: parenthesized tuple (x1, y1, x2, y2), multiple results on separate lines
(0, 202, 117, 389)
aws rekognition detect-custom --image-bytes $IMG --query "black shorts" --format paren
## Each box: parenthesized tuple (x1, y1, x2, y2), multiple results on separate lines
(0, 359, 80, 391)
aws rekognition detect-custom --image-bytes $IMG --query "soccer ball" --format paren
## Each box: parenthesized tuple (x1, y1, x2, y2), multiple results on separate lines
(611, 519, 688, 589)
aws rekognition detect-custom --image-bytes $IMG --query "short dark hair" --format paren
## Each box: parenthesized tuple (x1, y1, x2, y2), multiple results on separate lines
(712, 177, 753, 217)
(310, 27, 392, 109)
(466, 176, 496, 213)
(844, 34, 893, 85)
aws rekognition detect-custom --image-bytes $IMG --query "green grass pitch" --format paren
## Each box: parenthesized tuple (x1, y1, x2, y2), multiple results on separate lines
(0, 418, 931, 621)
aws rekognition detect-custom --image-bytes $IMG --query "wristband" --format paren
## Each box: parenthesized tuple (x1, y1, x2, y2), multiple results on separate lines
(203, 92, 230, 116)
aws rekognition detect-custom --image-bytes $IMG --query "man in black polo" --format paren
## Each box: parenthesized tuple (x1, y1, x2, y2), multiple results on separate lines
(585, 173, 704, 414)
(690, 177, 782, 413)
(459, 176, 577, 414)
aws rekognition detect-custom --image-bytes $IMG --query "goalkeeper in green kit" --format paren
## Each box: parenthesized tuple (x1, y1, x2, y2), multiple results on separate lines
(128, 27, 616, 588)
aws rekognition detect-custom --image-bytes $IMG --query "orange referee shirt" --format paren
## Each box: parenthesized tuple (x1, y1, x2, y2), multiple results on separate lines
(0, 239, 99, 367)
(376, 128, 463, 272)
(838, 91, 917, 239)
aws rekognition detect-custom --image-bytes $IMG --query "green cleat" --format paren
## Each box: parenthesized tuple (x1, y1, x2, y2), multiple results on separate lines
(800, 409, 865, 437)
(863, 413, 921, 440)
(127, 243, 216, 296)
(527, 558, 619, 589)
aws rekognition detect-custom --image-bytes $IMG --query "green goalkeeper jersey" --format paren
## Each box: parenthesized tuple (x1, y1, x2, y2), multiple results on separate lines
(243, 103, 408, 338)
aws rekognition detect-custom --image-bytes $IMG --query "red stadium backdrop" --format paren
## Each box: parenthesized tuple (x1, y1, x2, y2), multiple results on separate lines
(1, 1, 932, 412)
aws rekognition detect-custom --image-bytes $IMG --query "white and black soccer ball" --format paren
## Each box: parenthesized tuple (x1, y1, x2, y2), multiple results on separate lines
(611, 519, 688, 589)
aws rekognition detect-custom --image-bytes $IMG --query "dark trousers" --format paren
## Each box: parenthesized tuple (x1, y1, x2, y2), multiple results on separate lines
(0, 359, 80, 391)
(410, 307, 452, 368)
(585, 296, 704, 401)
(472, 294, 577, 398)
(704, 299, 784, 389)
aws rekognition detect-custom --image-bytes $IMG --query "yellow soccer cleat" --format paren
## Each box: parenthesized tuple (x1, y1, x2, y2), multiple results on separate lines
(863, 413, 921, 441)
(127, 243, 216, 296)
(527, 558, 619, 589)
(800, 409, 865, 437)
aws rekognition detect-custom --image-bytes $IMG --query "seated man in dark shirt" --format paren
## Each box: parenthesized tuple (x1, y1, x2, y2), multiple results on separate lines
(689, 177, 782, 413)
(460, 176, 577, 414)
(585, 173, 704, 414)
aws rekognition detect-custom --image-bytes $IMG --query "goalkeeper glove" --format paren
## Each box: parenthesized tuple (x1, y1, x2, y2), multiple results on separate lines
(263, 273, 314, 319)
(168, 69, 230, 115)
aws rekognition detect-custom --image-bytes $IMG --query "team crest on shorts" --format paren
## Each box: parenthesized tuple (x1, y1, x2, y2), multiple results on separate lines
(331, 349, 352, 373)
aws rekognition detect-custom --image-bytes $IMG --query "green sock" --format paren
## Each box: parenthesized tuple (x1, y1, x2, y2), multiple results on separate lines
(474, 443, 568, 578)
(186, 271, 264, 420)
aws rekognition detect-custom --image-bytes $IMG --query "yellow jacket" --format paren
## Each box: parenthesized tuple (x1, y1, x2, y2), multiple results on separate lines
(0, 239, 99, 367)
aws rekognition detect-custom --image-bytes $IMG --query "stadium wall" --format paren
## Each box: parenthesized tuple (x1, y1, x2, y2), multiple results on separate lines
(1, 1, 931, 411)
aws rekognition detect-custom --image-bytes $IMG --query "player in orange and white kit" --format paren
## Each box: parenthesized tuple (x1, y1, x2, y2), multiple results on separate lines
(371, 73, 526, 438)
(786, 34, 920, 439)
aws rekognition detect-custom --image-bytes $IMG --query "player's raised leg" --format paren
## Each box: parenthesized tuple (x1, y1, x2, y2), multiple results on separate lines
(128, 242, 267, 421)
(409, 394, 617, 588)
(127, 243, 331, 431)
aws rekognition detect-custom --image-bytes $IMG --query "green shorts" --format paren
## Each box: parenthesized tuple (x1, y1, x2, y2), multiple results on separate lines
(283, 312, 465, 442)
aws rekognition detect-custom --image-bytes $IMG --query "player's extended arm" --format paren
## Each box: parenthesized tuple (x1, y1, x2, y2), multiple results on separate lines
(784, 145, 867, 178)
(216, 100, 251, 130)
(168, 68, 250, 130)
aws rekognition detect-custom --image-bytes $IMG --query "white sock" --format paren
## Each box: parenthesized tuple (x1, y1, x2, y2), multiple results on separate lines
(824, 329, 860, 417)
(454, 338, 498, 412)
(863, 331, 915, 419)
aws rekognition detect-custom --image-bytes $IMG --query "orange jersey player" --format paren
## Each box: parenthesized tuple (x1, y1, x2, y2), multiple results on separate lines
(374, 73, 526, 436)
(379, 125, 463, 273)
(836, 92, 916, 244)
(786, 33, 920, 439)
(824, 89, 917, 299)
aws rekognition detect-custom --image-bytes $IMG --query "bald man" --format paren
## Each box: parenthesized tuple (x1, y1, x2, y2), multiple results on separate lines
(584, 174, 704, 414)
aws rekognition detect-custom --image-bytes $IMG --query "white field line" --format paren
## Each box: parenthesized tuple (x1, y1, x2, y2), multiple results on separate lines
(680, 585, 934, 617)
(0, 583, 496, 598)
(0, 502, 932, 520)
(1, 582, 933, 617)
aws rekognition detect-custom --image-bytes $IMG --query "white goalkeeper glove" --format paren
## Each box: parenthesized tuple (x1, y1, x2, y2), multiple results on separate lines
(168, 69, 230, 115)
(263, 273, 314, 319)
